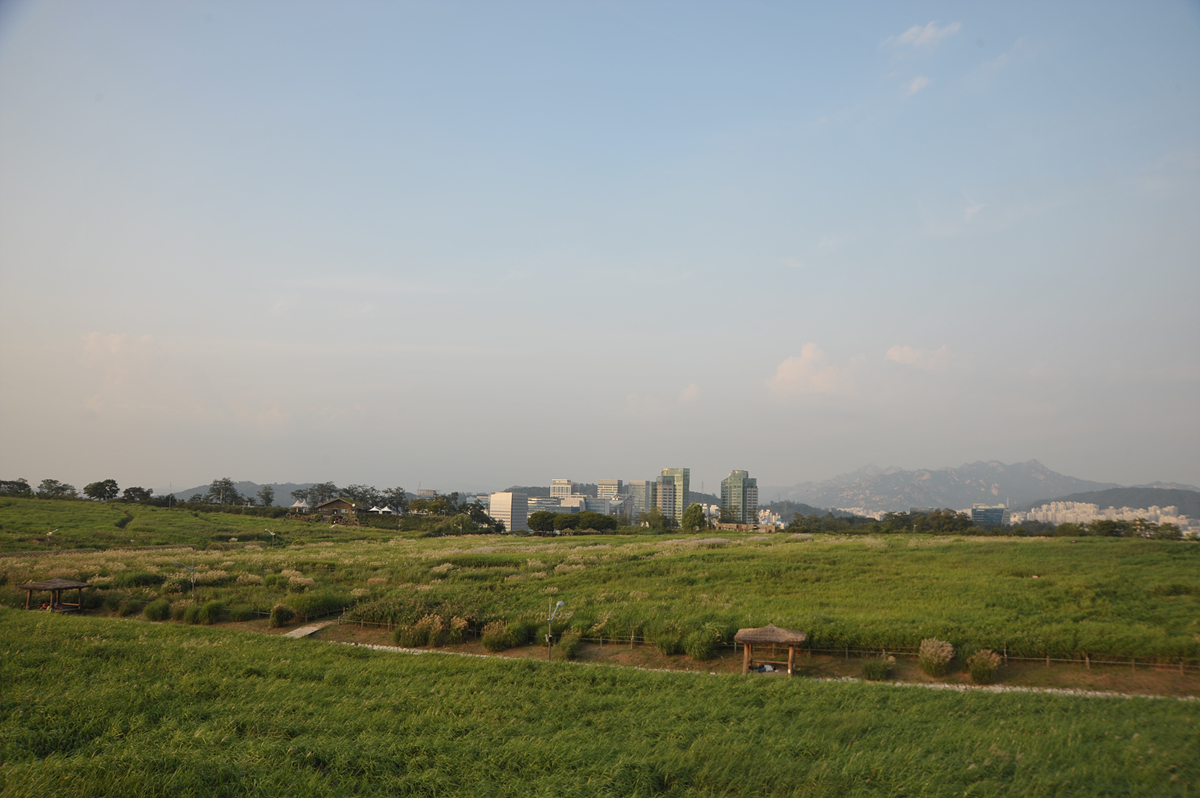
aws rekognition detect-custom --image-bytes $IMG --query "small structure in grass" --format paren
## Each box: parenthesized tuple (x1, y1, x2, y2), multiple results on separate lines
(19, 577, 91, 611)
(734, 623, 807, 676)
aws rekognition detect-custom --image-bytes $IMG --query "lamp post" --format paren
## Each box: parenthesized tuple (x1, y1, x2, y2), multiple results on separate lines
(172, 561, 198, 594)
(547, 600, 565, 661)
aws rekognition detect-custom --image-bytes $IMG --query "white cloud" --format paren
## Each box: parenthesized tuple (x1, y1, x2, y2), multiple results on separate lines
(885, 344, 952, 372)
(906, 76, 931, 95)
(678, 383, 700, 403)
(766, 344, 852, 397)
(890, 21, 962, 48)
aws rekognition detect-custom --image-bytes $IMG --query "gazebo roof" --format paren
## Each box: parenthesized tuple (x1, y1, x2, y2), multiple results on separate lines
(19, 577, 91, 591)
(734, 623, 807, 645)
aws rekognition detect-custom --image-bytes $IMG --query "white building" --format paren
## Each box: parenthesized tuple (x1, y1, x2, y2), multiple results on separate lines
(550, 479, 574, 499)
(489, 492, 529, 533)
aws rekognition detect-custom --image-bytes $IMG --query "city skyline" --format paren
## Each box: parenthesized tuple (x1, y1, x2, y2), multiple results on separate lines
(1, 3, 1197, 492)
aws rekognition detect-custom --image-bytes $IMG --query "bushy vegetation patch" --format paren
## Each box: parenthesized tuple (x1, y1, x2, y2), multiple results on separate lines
(269, 604, 295, 627)
(115, 571, 165, 588)
(653, 627, 684, 656)
(557, 630, 582, 661)
(967, 649, 1003, 684)
(288, 590, 351, 620)
(142, 599, 171, 622)
(919, 638, 955, 677)
(3, 611, 1197, 798)
(480, 620, 517, 652)
(117, 598, 146, 617)
(684, 623, 724, 662)
(228, 604, 256, 622)
(195, 600, 225, 625)
(861, 656, 893, 681)
(394, 614, 445, 647)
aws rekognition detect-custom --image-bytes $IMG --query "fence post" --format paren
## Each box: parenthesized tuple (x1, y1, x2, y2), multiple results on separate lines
(1003, 644, 1007, 666)
(1085, 653, 1090, 670)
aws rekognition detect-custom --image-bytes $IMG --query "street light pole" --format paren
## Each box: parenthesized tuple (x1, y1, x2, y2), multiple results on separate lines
(547, 599, 565, 661)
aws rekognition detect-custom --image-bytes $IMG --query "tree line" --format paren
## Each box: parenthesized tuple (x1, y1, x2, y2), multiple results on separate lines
(785, 508, 1185, 540)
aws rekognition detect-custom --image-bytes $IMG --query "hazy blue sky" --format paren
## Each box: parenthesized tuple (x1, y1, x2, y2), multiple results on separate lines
(1, 1, 1197, 495)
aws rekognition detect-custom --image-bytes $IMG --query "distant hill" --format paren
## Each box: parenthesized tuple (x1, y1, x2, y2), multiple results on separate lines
(763, 500, 860, 522)
(165, 481, 314, 503)
(762, 460, 1121, 515)
(1017, 487, 1200, 517)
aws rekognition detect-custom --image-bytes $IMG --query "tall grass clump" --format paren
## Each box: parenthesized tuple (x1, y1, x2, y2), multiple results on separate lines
(118, 598, 146, 617)
(196, 600, 226, 625)
(447, 616, 469, 644)
(481, 620, 517, 652)
(228, 604, 256, 623)
(269, 604, 295, 627)
(967, 649, 1002, 684)
(395, 614, 445, 647)
(654, 629, 684, 656)
(143, 599, 171, 622)
(918, 638, 955, 677)
(557, 631, 582, 661)
(684, 623, 724, 662)
(861, 656, 893, 681)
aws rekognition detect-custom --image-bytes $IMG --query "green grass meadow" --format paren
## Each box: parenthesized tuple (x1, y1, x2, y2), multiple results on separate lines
(3, 513, 1198, 662)
(2, 610, 1196, 797)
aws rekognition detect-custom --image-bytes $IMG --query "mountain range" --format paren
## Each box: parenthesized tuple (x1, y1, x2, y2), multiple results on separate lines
(760, 460, 1197, 515)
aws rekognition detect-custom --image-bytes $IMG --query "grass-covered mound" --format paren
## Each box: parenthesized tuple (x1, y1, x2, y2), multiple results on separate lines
(1, 610, 1197, 797)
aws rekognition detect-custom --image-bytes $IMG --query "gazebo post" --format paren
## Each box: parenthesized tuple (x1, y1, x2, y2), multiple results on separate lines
(25, 589, 31, 610)
(787, 645, 795, 676)
(742, 643, 751, 675)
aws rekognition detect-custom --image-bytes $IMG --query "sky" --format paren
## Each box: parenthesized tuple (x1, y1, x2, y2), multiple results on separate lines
(1, 1, 1198, 496)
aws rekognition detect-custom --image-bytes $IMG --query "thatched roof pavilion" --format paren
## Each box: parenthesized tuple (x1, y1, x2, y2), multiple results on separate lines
(19, 577, 91, 611)
(734, 624, 807, 676)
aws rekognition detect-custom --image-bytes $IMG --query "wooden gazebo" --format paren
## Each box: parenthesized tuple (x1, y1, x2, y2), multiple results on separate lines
(19, 577, 91, 611)
(735, 623, 807, 676)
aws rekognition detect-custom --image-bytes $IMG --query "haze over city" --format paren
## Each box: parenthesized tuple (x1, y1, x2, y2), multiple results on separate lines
(1, 1, 1197, 494)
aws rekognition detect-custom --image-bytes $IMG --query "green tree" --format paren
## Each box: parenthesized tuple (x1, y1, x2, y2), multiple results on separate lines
(36, 479, 77, 499)
(256, 485, 275, 507)
(0, 478, 33, 497)
(306, 482, 341, 506)
(343, 484, 383, 508)
(122, 486, 153, 503)
(204, 477, 243, 506)
(381, 487, 408, 513)
(639, 506, 675, 531)
(84, 479, 120, 501)
(1154, 523, 1183, 540)
(681, 503, 706, 533)
(528, 511, 557, 533)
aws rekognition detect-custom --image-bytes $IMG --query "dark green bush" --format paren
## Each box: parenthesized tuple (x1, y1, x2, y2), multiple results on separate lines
(183, 605, 201, 624)
(116, 571, 165, 588)
(103, 592, 126, 612)
(684, 623, 724, 662)
(143, 599, 171, 622)
(171, 604, 189, 621)
(263, 574, 288, 588)
(196, 600, 225, 625)
(861, 657, 892, 681)
(288, 590, 350, 620)
(481, 620, 517, 652)
(118, 598, 146, 617)
(507, 619, 538, 646)
(653, 630, 684, 656)
(229, 604, 256, 622)
(79, 591, 104, 610)
(269, 604, 295, 627)
(557, 632, 582, 661)
(967, 649, 1002, 684)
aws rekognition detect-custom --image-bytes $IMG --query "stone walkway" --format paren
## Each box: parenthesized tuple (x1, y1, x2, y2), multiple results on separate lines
(282, 620, 336, 639)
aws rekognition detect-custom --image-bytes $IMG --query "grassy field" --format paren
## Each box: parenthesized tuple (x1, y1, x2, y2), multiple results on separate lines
(2, 610, 1196, 797)
(3, 520, 1198, 663)
(0, 497, 391, 551)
